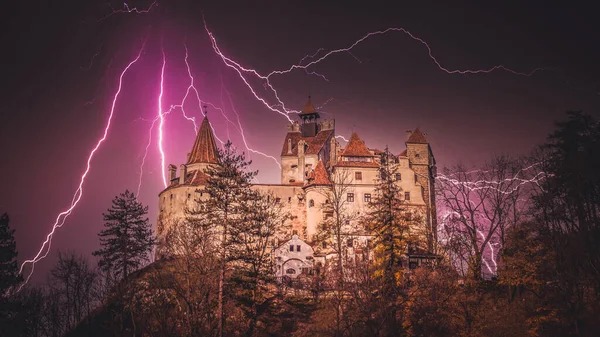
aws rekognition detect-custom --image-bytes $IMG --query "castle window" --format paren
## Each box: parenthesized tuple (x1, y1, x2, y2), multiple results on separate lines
(290, 245, 294, 252)
(347, 193, 354, 202)
(276, 197, 281, 203)
(297, 245, 301, 252)
(347, 239, 353, 247)
(170, 194, 173, 199)
(415, 153, 421, 158)
(288, 197, 292, 203)
(345, 220, 350, 225)
(187, 194, 191, 199)
(396, 173, 401, 181)
(291, 165, 298, 169)
(286, 269, 296, 274)
(323, 242, 327, 249)
(364, 193, 371, 203)
(405, 192, 411, 201)
(394, 157, 399, 164)
(289, 179, 295, 183)
(309, 199, 315, 208)
(355, 172, 362, 180)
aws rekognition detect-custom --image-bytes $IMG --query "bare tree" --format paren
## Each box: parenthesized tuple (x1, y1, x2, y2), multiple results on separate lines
(436, 155, 532, 280)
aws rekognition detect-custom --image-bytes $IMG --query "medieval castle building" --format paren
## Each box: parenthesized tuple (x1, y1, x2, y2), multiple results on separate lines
(157, 97, 437, 277)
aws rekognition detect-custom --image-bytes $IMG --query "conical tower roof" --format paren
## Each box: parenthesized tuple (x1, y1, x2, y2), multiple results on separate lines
(341, 131, 373, 157)
(306, 160, 331, 186)
(406, 128, 428, 143)
(187, 116, 219, 164)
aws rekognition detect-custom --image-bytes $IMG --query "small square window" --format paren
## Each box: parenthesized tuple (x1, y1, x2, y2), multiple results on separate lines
(309, 199, 315, 208)
(297, 245, 301, 252)
(364, 193, 371, 203)
(395, 173, 401, 181)
(290, 245, 294, 252)
(355, 172, 362, 180)
(347, 193, 354, 202)
(275, 197, 281, 203)
(415, 153, 421, 158)
(347, 239, 353, 247)
(405, 192, 411, 201)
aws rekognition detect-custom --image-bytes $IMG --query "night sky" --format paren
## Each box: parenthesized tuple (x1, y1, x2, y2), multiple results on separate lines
(2, 1, 599, 283)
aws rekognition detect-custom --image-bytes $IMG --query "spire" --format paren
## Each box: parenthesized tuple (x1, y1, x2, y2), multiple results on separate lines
(306, 160, 331, 186)
(187, 115, 219, 165)
(341, 131, 373, 157)
(406, 127, 428, 144)
(301, 95, 316, 114)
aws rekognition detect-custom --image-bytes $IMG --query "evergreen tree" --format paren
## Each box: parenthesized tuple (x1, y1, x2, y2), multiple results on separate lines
(93, 190, 155, 281)
(366, 147, 410, 335)
(187, 140, 257, 337)
(0, 213, 22, 296)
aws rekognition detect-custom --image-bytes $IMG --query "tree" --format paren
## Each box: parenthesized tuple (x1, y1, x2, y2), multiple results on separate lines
(365, 147, 411, 335)
(436, 156, 530, 280)
(47, 251, 98, 333)
(0, 213, 22, 297)
(187, 140, 257, 337)
(312, 167, 360, 335)
(229, 191, 289, 336)
(527, 111, 600, 335)
(93, 190, 155, 281)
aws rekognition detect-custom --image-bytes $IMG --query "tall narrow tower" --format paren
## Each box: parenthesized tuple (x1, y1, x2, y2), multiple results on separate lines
(299, 95, 320, 137)
(405, 128, 437, 250)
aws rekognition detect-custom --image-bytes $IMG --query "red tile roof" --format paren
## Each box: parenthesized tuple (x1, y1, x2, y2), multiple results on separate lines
(399, 149, 407, 157)
(406, 128, 428, 144)
(187, 117, 219, 164)
(341, 132, 373, 157)
(300, 96, 316, 114)
(280, 129, 334, 156)
(306, 161, 331, 186)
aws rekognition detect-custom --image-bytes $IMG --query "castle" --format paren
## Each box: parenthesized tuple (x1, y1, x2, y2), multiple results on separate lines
(157, 97, 437, 277)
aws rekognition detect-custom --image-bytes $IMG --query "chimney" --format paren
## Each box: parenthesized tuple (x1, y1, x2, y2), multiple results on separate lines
(405, 130, 413, 141)
(287, 138, 292, 154)
(179, 164, 186, 185)
(168, 164, 177, 184)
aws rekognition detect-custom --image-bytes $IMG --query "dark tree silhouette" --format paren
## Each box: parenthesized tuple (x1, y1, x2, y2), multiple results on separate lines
(93, 190, 155, 281)
(0, 213, 22, 296)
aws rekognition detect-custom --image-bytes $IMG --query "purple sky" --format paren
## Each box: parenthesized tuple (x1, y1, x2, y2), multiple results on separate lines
(1, 1, 599, 283)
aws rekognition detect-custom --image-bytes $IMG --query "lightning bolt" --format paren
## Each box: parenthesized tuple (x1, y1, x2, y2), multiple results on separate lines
(18, 41, 146, 290)
(97, 0, 159, 22)
(203, 15, 544, 129)
(157, 49, 168, 187)
(335, 135, 349, 142)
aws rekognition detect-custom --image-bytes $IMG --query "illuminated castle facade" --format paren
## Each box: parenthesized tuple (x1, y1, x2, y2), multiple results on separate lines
(157, 97, 437, 276)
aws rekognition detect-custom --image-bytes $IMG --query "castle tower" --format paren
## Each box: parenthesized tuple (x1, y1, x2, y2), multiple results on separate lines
(157, 113, 219, 256)
(405, 128, 437, 250)
(304, 160, 332, 240)
(186, 114, 219, 174)
(299, 95, 320, 137)
(280, 96, 335, 185)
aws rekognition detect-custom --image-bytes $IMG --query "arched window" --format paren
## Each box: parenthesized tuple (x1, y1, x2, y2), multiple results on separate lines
(309, 199, 315, 208)
(286, 268, 296, 274)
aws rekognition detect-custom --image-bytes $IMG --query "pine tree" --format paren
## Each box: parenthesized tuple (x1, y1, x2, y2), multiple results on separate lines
(93, 190, 155, 281)
(0, 213, 22, 296)
(187, 140, 257, 337)
(366, 146, 410, 334)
